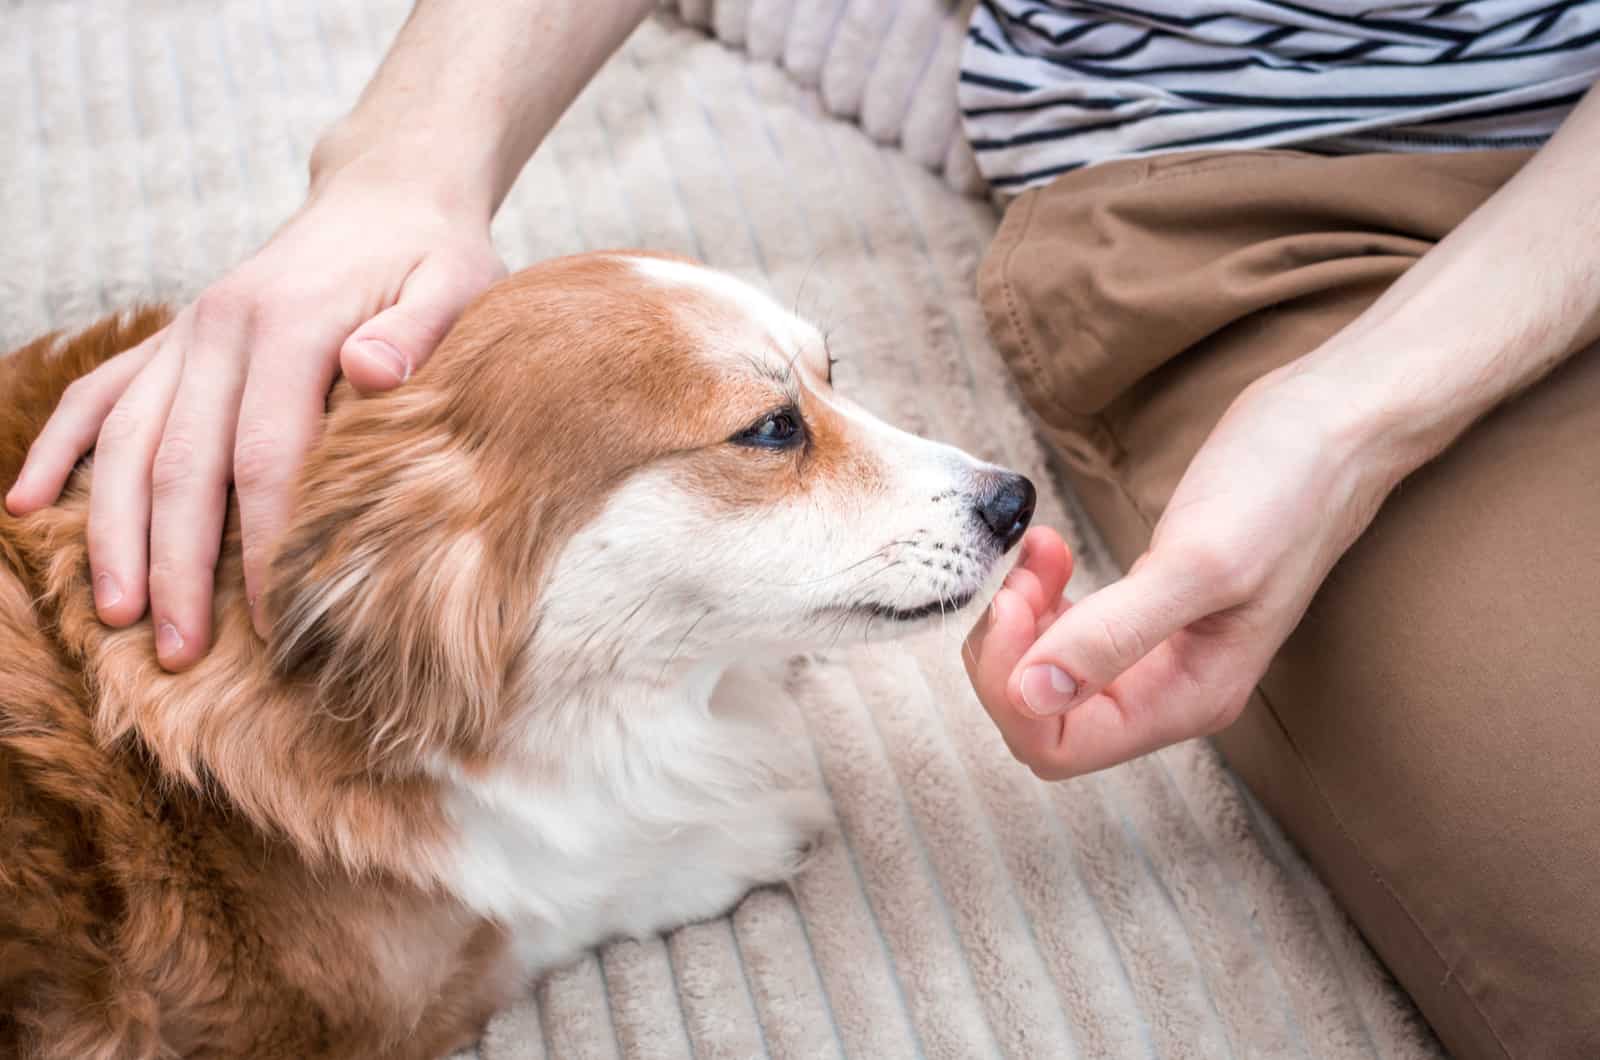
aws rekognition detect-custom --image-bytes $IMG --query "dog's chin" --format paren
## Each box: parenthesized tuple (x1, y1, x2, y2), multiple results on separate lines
(812, 551, 1021, 639)
(825, 584, 989, 640)
(858, 589, 980, 624)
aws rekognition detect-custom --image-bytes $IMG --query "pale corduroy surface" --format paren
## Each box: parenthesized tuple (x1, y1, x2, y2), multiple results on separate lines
(0, 3, 1444, 1057)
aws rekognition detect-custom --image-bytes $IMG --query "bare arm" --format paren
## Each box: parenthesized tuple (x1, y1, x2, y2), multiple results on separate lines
(310, 0, 656, 219)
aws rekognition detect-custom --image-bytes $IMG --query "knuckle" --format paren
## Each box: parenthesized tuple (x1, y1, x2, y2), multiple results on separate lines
(150, 435, 202, 496)
(1007, 730, 1070, 781)
(97, 403, 143, 448)
(1093, 612, 1149, 668)
(191, 284, 255, 334)
(439, 244, 508, 289)
(58, 376, 92, 411)
(149, 552, 215, 594)
(232, 429, 285, 493)
(1201, 693, 1247, 736)
(243, 296, 291, 339)
(1027, 760, 1068, 783)
(1173, 538, 1253, 601)
(1167, 652, 1248, 737)
(432, 263, 502, 314)
(1211, 678, 1257, 732)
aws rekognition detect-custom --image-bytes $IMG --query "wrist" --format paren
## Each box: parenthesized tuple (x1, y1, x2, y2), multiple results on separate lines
(308, 113, 514, 228)
(1274, 298, 1531, 489)
(307, 132, 495, 232)
(1278, 203, 1600, 482)
(1251, 360, 1433, 506)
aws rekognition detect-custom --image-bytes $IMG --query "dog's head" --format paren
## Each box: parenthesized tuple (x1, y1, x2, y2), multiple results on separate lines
(266, 252, 1033, 759)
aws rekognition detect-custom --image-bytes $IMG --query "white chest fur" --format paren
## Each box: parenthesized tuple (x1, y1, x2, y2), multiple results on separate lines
(431, 679, 827, 975)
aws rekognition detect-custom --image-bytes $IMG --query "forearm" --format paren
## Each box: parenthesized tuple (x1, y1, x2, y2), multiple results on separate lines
(1287, 83, 1600, 483)
(308, 0, 655, 221)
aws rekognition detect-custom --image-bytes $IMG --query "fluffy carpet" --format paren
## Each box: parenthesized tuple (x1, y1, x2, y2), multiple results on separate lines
(0, 1, 1444, 1056)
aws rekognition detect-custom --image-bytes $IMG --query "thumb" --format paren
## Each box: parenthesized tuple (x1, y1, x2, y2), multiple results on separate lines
(1008, 545, 1229, 718)
(340, 255, 503, 393)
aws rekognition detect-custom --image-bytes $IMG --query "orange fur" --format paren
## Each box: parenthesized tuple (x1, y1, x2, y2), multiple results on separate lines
(1, 306, 516, 1059)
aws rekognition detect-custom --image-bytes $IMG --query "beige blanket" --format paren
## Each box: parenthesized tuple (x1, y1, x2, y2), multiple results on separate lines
(0, 2, 1443, 1056)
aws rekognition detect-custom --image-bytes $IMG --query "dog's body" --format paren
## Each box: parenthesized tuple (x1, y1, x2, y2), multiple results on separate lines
(0, 253, 1033, 1059)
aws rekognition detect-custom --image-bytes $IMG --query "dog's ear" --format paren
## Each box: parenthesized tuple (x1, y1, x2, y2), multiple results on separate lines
(262, 396, 510, 764)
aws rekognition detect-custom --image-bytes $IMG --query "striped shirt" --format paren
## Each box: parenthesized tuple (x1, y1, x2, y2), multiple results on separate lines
(959, 1, 1600, 192)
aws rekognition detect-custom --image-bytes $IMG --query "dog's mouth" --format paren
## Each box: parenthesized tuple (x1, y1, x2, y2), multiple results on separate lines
(857, 588, 980, 623)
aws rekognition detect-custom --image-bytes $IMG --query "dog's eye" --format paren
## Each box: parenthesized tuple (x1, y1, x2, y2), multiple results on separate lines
(733, 408, 804, 449)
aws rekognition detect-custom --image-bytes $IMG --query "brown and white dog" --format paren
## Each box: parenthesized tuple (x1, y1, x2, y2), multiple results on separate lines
(0, 252, 1034, 1059)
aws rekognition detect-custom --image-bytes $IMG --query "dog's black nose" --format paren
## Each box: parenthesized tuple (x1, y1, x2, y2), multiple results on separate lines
(975, 472, 1036, 551)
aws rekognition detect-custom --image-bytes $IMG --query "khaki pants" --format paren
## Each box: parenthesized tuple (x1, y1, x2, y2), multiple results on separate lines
(978, 149, 1599, 1060)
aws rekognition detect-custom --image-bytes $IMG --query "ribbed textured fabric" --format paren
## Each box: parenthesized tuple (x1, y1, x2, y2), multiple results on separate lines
(664, 0, 991, 196)
(2, 3, 1443, 1056)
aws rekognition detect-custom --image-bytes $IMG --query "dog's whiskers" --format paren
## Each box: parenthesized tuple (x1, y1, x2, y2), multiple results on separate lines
(817, 559, 906, 654)
(862, 576, 921, 648)
(752, 538, 916, 589)
(825, 558, 905, 607)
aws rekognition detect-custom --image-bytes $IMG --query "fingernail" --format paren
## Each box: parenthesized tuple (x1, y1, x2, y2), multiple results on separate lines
(156, 621, 184, 658)
(1020, 664, 1078, 717)
(94, 573, 123, 609)
(358, 339, 409, 383)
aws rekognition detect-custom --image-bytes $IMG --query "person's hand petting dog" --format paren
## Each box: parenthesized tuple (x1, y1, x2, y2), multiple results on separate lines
(964, 369, 1392, 779)
(3, 0, 655, 672)
(4, 169, 503, 669)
